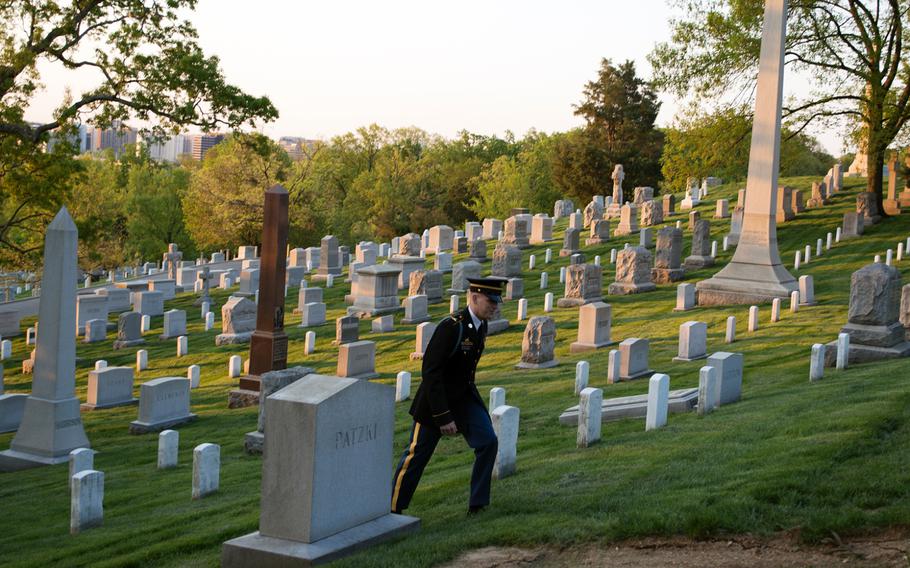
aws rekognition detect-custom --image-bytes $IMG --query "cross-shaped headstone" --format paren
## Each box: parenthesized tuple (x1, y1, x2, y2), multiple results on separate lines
(194, 265, 212, 307)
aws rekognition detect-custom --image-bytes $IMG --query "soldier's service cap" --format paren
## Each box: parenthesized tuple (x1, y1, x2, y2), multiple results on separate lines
(467, 277, 506, 303)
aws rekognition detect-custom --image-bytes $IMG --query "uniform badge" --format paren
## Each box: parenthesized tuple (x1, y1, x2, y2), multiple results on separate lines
(461, 338, 474, 352)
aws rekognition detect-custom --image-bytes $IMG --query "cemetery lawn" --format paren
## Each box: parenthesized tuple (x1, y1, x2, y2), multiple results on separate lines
(2, 177, 910, 567)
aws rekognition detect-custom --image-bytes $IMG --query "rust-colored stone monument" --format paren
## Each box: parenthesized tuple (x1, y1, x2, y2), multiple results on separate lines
(230, 185, 289, 408)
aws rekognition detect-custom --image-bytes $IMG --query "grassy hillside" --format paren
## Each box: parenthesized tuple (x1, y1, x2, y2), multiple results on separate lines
(1, 176, 909, 567)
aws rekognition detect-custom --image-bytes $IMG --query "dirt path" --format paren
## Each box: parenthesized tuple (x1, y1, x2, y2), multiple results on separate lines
(439, 530, 910, 567)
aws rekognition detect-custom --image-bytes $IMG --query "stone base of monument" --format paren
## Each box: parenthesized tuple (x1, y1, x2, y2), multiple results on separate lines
(487, 319, 509, 335)
(401, 315, 431, 325)
(346, 306, 403, 318)
(824, 340, 910, 367)
(556, 296, 602, 308)
(229, 387, 262, 408)
(515, 359, 558, 370)
(222, 513, 420, 567)
(651, 268, 685, 284)
(683, 256, 715, 270)
(0, 393, 27, 433)
(339, 370, 381, 380)
(81, 397, 138, 411)
(129, 413, 197, 435)
(607, 282, 657, 295)
(569, 339, 614, 353)
(884, 199, 902, 216)
(696, 265, 798, 306)
(559, 249, 580, 257)
(243, 431, 264, 455)
(672, 353, 708, 363)
(216, 332, 253, 346)
(619, 368, 654, 381)
(112, 338, 145, 350)
(558, 388, 698, 426)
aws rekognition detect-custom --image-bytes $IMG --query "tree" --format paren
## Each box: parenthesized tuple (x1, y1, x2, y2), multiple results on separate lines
(0, 0, 277, 267)
(649, 0, 910, 213)
(125, 160, 193, 262)
(183, 134, 293, 251)
(661, 104, 834, 191)
(552, 59, 664, 202)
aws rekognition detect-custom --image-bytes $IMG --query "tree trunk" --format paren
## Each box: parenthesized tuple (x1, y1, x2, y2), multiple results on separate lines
(867, 144, 885, 218)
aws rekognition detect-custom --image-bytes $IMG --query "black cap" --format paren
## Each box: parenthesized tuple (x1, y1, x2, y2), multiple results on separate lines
(467, 277, 506, 303)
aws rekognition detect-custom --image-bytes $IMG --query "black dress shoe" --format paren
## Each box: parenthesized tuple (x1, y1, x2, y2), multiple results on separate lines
(467, 505, 486, 515)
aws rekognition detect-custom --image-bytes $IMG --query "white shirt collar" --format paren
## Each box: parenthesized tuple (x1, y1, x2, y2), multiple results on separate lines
(466, 305, 482, 330)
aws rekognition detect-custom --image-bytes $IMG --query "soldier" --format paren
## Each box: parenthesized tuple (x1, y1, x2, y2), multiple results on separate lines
(391, 277, 505, 515)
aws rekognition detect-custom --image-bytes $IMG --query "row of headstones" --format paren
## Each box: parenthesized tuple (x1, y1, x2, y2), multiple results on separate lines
(68, 434, 220, 534)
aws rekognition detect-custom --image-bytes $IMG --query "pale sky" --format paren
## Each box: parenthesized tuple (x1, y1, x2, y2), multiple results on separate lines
(25, 0, 844, 154)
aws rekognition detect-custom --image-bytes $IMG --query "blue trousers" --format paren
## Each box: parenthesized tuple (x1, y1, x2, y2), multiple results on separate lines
(391, 399, 498, 512)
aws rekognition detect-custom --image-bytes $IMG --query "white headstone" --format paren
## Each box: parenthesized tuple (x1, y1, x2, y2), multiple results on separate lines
(489, 387, 505, 411)
(395, 371, 411, 402)
(790, 290, 800, 313)
(158, 430, 178, 469)
(69, 447, 95, 479)
(771, 297, 781, 322)
(574, 361, 589, 395)
(748, 306, 759, 332)
(491, 405, 519, 479)
(177, 335, 188, 357)
(517, 298, 528, 321)
(697, 366, 719, 416)
(645, 374, 670, 431)
(725, 316, 736, 343)
(70, 469, 104, 534)
(810, 344, 825, 381)
(544, 292, 554, 312)
(229, 355, 242, 378)
(836, 332, 850, 370)
(192, 443, 220, 499)
(305, 331, 316, 355)
(577, 387, 603, 448)
(187, 365, 201, 389)
(136, 349, 148, 372)
(674, 321, 707, 362)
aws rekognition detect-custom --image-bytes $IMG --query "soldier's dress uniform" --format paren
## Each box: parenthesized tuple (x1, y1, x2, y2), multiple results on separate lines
(390, 279, 503, 514)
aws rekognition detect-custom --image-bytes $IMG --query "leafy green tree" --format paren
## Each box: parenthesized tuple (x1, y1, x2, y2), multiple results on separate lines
(125, 161, 193, 262)
(183, 134, 292, 251)
(0, 0, 277, 267)
(553, 59, 664, 203)
(649, 0, 910, 213)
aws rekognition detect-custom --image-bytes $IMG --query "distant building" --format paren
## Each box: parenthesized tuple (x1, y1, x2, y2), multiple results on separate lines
(278, 136, 319, 160)
(142, 134, 192, 163)
(91, 121, 137, 157)
(190, 133, 226, 161)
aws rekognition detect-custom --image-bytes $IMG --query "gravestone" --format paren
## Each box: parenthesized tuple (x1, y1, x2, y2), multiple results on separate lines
(222, 375, 418, 567)
(402, 295, 430, 324)
(334, 315, 360, 346)
(639, 199, 663, 227)
(652, 227, 684, 283)
(160, 309, 187, 339)
(856, 192, 881, 225)
(192, 443, 220, 499)
(492, 243, 522, 278)
(662, 194, 675, 217)
(407, 269, 442, 305)
(586, 219, 610, 245)
(557, 264, 603, 307)
(426, 225, 453, 254)
(433, 252, 453, 274)
(465, 222, 483, 242)
(129, 377, 196, 434)
(295, 286, 323, 314)
(482, 218, 502, 240)
(633, 187, 654, 204)
(0, 393, 27, 433)
(500, 216, 530, 249)
(530, 215, 554, 244)
(337, 340, 379, 380)
(619, 338, 653, 380)
(673, 321, 708, 362)
(570, 302, 613, 352)
(237, 269, 260, 297)
(1, 208, 90, 468)
(315, 235, 343, 280)
(706, 351, 743, 406)
(468, 239, 488, 263)
(398, 233, 421, 256)
(560, 228, 581, 257)
(82, 366, 138, 410)
(842, 212, 864, 238)
(583, 201, 604, 229)
(516, 316, 558, 369)
(491, 405, 519, 479)
(298, 303, 327, 328)
(684, 219, 715, 269)
(410, 322, 436, 360)
(216, 297, 257, 345)
(83, 319, 106, 343)
(348, 264, 403, 317)
(554, 199, 574, 219)
(776, 186, 794, 222)
(95, 288, 131, 312)
(695, 0, 798, 305)
(243, 366, 314, 455)
(76, 295, 108, 337)
(824, 263, 910, 365)
(448, 261, 482, 294)
(645, 374, 670, 431)
(791, 189, 805, 214)
(70, 470, 104, 534)
(608, 247, 656, 295)
(613, 204, 639, 236)
(386, 254, 425, 290)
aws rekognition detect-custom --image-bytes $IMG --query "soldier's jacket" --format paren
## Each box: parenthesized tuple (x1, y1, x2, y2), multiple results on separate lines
(409, 307, 487, 428)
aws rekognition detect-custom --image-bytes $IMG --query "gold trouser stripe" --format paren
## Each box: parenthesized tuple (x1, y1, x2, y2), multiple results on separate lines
(391, 422, 421, 511)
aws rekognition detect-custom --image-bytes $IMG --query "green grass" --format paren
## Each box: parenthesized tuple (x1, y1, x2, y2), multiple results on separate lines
(2, 176, 910, 567)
